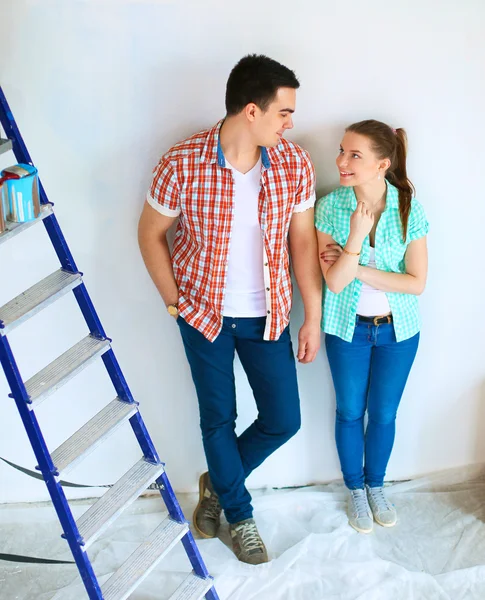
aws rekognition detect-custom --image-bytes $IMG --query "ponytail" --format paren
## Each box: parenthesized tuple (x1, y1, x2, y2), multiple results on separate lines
(385, 129, 415, 241)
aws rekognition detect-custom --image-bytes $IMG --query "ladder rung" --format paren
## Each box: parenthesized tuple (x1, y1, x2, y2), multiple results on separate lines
(77, 458, 164, 548)
(0, 204, 53, 247)
(101, 517, 189, 600)
(0, 137, 12, 155)
(0, 269, 82, 336)
(50, 398, 138, 474)
(169, 572, 215, 600)
(26, 335, 111, 408)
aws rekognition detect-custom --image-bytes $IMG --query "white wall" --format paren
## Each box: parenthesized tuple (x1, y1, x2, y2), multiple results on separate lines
(0, 0, 484, 503)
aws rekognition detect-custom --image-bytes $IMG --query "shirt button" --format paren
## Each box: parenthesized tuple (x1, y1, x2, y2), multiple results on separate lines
(267, 310, 271, 314)
(231, 324, 236, 329)
(266, 287, 270, 291)
(264, 262, 268, 267)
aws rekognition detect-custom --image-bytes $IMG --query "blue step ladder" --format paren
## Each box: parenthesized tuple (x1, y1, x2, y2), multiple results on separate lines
(0, 86, 219, 600)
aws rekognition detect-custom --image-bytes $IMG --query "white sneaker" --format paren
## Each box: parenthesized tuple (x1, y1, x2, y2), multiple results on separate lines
(366, 485, 397, 527)
(348, 488, 373, 533)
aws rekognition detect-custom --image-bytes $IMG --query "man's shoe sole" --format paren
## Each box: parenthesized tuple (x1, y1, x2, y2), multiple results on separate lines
(192, 473, 218, 539)
(236, 556, 269, 565)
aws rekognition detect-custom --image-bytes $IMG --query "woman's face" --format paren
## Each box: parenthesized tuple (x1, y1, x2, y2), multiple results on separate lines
(336, 131, 387, 187)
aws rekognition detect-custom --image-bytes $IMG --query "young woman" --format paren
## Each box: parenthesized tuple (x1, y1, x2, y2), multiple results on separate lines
(315, 120, 428, 533)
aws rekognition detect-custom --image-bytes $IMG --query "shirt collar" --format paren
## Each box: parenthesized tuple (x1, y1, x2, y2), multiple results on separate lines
(200, 118, 275, 170)
(199, 120, 224, 165)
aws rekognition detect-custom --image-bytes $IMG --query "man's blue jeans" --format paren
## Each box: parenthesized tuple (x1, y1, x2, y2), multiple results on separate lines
(178, 316, 301, 523)
(325, 318, 419, 489)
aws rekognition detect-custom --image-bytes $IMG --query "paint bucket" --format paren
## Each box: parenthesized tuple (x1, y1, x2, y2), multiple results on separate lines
(0, 164, 40, 223)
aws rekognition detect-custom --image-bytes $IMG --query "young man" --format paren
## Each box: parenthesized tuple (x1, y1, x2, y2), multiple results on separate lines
(138, 54, 321, 565)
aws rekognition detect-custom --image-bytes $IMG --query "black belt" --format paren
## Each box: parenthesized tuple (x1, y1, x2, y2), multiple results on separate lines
(357, 314, 393, 326)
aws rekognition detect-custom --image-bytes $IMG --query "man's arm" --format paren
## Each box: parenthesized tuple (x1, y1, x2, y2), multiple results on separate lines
(138, 201, 179, 307)
(289, 208, 322, 364)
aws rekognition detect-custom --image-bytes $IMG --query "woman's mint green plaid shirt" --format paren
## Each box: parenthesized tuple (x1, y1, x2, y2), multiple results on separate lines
(315, 182, 429, 342)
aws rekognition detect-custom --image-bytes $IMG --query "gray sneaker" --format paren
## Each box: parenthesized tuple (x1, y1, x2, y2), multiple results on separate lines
(348, 488, 373, 534)
(193, 472, 222, 539)
(366, 485, 397, 527)
(229, 518, 269, 565)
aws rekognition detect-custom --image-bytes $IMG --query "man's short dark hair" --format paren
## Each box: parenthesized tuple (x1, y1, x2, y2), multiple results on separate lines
(225, 54, 300, 116)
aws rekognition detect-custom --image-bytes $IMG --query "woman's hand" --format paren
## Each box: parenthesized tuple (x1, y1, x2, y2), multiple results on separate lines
(349, 201, 374, 243)
(320, 243, 343, 265)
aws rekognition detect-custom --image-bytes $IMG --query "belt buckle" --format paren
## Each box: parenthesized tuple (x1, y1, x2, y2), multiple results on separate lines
(373, 315, 391, 326)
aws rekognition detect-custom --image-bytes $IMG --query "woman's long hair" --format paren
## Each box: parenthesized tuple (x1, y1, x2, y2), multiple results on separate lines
(346, 119, 415, 241)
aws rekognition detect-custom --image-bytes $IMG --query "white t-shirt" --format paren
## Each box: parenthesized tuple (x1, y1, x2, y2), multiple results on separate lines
(223, 157, 267, 317)
(356, 247, 391, 317)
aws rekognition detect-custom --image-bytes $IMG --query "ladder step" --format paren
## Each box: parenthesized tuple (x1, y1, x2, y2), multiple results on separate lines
(26, 334, 111, 408)
(77, 458, 165, 548)
(169, 572, 215, 600)
(101, 517, 189, 600)
(50, 398, 138, 474)
(0, 137, 12, 155)
(0, 203, 53, 247)
(0, 269, 82, 336)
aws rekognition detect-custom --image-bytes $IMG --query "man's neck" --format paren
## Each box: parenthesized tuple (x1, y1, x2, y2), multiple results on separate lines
(219, 117, 261, 174)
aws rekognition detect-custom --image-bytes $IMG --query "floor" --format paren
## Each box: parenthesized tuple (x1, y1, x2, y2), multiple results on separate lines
(1, 465, 485, 599)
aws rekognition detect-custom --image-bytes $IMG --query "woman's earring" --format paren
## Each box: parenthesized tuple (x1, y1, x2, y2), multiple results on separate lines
(377, 171, 381, 180)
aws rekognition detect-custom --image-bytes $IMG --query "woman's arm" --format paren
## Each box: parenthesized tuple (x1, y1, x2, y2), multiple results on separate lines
(317, 201, 374, 294)
(317, 231, 361, 293)
(357, 236, 428, 295)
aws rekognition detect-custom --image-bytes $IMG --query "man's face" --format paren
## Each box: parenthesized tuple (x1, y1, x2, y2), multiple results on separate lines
(250, 87, 296, 147)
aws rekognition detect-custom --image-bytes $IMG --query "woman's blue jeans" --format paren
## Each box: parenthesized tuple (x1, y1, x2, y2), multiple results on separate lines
(325, 318, 419, 489)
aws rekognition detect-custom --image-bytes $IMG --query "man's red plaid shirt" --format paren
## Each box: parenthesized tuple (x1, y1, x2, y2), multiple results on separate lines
(147, 120, 316, 342)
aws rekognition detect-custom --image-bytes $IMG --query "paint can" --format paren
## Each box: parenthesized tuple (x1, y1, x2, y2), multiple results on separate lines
(0, 164, 40, 224)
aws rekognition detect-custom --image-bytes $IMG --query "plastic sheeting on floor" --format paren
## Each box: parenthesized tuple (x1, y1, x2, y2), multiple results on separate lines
(1, 465, 485, 600)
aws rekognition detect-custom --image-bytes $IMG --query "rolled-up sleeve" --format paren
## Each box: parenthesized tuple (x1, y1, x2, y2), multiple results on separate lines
(314, 196, 336, 238)
(293, 152, 316, 213)
(146, 158, 181, 217)
(407, 200, 429, 242)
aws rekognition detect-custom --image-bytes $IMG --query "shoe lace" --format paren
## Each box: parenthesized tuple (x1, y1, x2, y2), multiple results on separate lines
(368, 487, 392, 511)
(204, 494, 221, 520)
(350, 489, 370, 518)
(234, 522, 264, 552)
